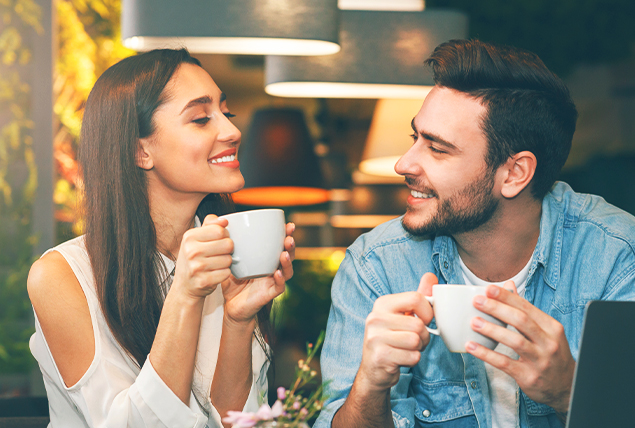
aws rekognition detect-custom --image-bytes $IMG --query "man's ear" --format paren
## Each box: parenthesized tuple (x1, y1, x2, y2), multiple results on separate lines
(500, 151, 537, 199)
(136, 138, 154, 170)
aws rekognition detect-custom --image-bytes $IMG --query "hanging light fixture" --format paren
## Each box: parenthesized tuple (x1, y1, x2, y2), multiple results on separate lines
(121, 0, 340, 56)
(338, 0, 425, 11)
(232, 108, 330, 207)
(359, 98, 425, 177)
(264, 9, 468, 98)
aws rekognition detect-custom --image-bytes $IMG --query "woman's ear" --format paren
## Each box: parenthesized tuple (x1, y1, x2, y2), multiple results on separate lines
(500, 151, 537, 199)
(136, 138, 154, 170)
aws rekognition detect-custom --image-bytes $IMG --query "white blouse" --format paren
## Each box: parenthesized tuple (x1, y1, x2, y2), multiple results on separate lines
(30, 236, 269, 428)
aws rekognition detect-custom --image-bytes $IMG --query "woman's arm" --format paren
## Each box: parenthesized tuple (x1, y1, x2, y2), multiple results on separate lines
(28, 251, 95, 388)
(28, 251, 209, 428)
(210, 222, 295, 422)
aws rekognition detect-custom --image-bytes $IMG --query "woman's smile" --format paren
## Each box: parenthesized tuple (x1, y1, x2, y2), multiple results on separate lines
(208, 148, 239, 168)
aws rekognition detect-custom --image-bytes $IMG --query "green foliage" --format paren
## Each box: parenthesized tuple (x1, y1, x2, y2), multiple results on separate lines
(53, 0, 134, 241)
(427, 0, 635, 76)
(0, 0, 41, 374)
(273, 259, 338, 345)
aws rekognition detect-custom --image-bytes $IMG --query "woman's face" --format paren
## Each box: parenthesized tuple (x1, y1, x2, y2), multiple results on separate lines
(138, 63, 244, 200)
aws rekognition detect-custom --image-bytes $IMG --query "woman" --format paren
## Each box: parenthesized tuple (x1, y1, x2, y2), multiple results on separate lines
(27, 49, 295, 427)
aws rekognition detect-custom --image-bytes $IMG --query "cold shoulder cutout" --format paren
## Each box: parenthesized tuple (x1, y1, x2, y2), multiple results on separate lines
(28, 250, 96, 388)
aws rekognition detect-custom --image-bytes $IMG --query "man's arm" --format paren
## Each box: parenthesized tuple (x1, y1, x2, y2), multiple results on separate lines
(330, 273, 437, 428)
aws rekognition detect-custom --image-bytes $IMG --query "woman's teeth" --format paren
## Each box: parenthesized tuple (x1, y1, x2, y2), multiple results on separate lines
(210, 154, 235, 164)
(411, 190, 433, 199)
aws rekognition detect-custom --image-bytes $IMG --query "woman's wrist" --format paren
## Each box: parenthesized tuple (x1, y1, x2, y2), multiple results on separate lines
(164, 283, 207, 312)
(222, 312, 257, 335)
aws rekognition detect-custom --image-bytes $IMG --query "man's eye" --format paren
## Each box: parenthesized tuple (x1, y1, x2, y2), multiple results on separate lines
(429, 145, 446, 154)
(410, 133, 418, 142)
(193, 117, 210, 125)
(224, 112, 236, 118)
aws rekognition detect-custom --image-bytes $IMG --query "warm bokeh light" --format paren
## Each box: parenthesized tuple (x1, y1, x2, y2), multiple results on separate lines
(232, 187, 330, 207)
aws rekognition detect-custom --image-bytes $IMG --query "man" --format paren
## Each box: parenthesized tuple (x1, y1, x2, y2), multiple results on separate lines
(313, 39, 635, 428)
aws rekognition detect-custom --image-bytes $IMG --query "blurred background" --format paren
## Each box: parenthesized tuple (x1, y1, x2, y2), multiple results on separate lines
(1, 0, 634, 419)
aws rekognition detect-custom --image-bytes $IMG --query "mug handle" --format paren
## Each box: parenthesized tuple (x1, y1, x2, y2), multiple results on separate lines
(424, 295, 440, 336)
(231, 256, 240, 264)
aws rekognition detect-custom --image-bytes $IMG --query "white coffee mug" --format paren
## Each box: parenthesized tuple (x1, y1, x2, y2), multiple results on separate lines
(424, 284, 506, 353)
(219, 209, 286, 280)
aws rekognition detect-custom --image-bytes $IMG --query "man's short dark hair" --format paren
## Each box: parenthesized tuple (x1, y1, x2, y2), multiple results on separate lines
(425, 39, 578, 199)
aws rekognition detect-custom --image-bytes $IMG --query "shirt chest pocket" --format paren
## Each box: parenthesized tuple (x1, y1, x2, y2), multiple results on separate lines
(410, 377, 476, 425)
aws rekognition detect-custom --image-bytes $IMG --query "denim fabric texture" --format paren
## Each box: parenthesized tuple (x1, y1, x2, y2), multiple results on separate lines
(314, 182, 635, 428)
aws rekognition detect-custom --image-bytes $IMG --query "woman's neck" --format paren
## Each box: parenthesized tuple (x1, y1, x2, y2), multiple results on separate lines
(148, 189, 205, 260)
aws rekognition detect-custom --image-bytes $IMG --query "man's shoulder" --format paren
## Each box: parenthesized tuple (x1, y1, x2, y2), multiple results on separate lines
(550, 182, 635, 245)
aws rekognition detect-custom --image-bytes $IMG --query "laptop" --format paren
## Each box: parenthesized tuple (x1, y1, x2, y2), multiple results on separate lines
(566, 300, 635, 428)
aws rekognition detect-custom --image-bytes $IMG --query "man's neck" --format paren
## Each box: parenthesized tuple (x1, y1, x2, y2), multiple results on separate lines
(454, 198, 542, 283)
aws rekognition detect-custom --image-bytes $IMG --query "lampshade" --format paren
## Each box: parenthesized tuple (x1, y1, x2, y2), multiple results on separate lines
(338, 0, 425, 11)
(264, 9, 468, 98)
(359, 98, 425, 177)
(121, 0, 340, 56)
(232, 108, 329, 206)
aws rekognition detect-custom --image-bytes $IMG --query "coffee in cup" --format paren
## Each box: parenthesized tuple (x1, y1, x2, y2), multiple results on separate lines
(219, 209, 286, 280)
(424, 284, 506, 353)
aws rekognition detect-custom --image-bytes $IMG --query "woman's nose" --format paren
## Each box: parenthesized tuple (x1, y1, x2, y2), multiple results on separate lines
(218, 116, 241, 143)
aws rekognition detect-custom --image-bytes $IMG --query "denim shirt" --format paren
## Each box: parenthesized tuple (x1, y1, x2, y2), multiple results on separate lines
(314, 182, 635, 428)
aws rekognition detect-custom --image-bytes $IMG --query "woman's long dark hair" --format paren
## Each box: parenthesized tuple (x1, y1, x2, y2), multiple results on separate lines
(79, 49, 272, 367)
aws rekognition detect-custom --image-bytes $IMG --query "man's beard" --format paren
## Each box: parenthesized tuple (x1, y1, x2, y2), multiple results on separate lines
(402, 168, 499, 237)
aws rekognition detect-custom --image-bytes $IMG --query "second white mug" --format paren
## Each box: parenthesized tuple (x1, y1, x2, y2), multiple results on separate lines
(425, 284, 506, 353)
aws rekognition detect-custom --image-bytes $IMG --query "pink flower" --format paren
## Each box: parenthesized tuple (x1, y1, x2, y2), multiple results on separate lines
(222, 411, 258, 428)
(255, 404, 275, 421)
(271, 400, 284, 418)
(277, 386, 286, 400)
(292, 401, 301, 410)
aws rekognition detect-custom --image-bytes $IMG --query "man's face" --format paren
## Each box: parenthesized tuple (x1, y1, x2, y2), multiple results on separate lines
(394, 86, 500, 236)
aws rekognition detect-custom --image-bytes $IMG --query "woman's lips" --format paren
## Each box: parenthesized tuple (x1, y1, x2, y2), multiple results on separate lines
(209, 149, 239, 168)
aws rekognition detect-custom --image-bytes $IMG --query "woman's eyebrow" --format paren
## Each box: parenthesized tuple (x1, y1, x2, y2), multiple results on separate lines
(180, 93, 227, 115)
(180, 95, 212, 114)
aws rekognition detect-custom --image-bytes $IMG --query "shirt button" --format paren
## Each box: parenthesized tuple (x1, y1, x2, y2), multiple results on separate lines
(443, 261, 449, 269)
(422, 410, 431, 417)
(471, 381, 478, 389)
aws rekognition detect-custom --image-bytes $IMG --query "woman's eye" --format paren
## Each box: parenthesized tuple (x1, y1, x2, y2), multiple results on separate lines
(193, 116, 210, 125)
(224, 112, 236, 118)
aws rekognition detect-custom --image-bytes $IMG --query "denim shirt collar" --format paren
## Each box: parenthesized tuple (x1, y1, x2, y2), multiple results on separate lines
(430, 182, 574, 293)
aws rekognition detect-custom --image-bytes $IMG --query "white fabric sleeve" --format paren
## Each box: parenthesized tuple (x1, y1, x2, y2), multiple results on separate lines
(199, 339, 270, 427)
(67, 356, 208, 428)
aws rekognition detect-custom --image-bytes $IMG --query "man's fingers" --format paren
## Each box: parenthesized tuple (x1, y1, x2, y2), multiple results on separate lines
(483, 284, 556, 336)
(417, 272, 438, 296)
(466, 340, 520, 377)
(366, 312, 426, 334)
(501, 280, 517, 294)
(374, 292, 433, 324)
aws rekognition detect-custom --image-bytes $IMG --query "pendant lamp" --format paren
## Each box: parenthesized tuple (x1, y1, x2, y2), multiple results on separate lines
(232, 108, 329, 207)
(359, 98, 426, 177)
(338, 0, 424, 11)
(121, 0, 340, 56)
(264, 9, 468, 98)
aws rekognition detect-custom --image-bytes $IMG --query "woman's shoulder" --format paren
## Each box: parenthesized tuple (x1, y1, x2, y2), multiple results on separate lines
(28, 236, 92, 306)
(28, 237, 96, 388)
